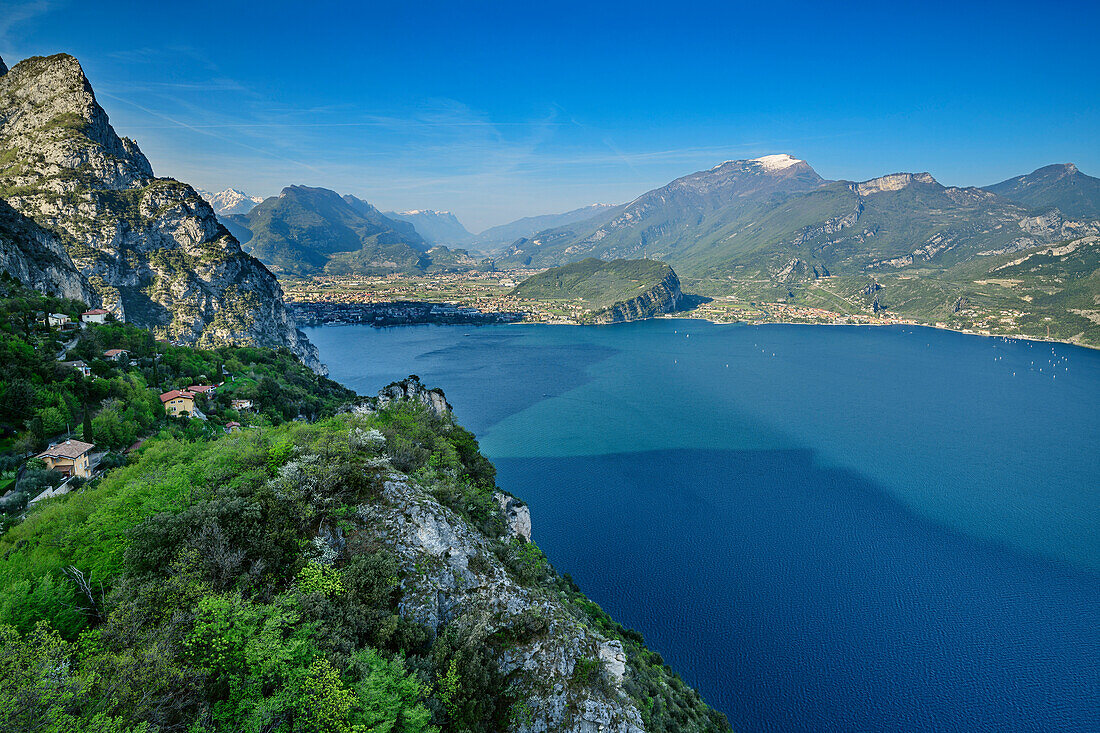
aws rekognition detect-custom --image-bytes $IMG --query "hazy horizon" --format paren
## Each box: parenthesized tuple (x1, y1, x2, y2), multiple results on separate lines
(4, 0, 1097, 230)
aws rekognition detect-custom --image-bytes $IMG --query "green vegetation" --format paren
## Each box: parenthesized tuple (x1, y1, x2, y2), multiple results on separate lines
(0, 276, 354, 524)
(0, 274, 729, 731)
(511, 258, 678, 314)
(0, 399, 729, 732)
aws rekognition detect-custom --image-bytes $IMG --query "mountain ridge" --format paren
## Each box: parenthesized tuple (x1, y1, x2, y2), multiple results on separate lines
(0, 53, 320, 369)
(239, 185, 429, 276)
(198, 187, 264, 216)
(384, 208, 474, 247)
(984, 163, 1100, 221)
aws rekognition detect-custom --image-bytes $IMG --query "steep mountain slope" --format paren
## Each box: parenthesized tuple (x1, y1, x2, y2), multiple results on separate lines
(0, 53, 319, 369)
(240, 186, 429, 275)
(498, 154, 827, 269)
(500, 157, 1097, 282)
(0, 197, 98, 302)
(0, 346, 731, 731)
(474, 203, 618, 252)
(512, 258, 682, 323)
(218, 211, 255, 245)
(342, 193, 428, 251)
(985, 163, 1100, 221)
(198, 187, 263, 216)
(385, 208, 474, 246)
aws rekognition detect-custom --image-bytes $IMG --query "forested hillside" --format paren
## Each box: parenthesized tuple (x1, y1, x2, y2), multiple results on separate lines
(0, 278, 730, 733)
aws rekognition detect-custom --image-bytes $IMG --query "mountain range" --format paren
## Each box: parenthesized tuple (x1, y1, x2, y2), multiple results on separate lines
(203, 193, 620, 257)
(225, 186, 494, 276)
(0, 53, 320, 369)
(381, 204, 621, 252)
(384, 209, 474, 247)
(198, 187, 264, 216)
(497, 155, 1099, 274)
(474, 203, 618, 252)
(492, 155, 1100, 344)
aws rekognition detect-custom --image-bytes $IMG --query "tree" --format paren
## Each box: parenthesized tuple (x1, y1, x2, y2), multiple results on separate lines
(82, 405, 94, 444)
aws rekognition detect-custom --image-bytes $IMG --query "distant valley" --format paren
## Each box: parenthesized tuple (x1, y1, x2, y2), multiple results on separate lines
(257, 154, 1100, 347)
(5, 51, 1097, 350)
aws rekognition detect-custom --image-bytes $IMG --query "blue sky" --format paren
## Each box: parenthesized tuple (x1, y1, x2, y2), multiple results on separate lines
(3, 0, 1098, 230)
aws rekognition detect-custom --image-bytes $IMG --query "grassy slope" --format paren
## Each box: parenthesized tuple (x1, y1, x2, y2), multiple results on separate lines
(511, 258, 675, 311)
(0, 405, 730, 732)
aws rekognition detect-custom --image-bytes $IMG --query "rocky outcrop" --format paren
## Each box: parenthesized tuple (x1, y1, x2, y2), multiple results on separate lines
(0, 53, 320, 371)
(376, 375, 451, 416)
(855, 172, 936, 196)
(496, 491, 533, 541)
(590, 267, 682, 324)
(0, 198, 98, 302)
(352, 472, 645, 733)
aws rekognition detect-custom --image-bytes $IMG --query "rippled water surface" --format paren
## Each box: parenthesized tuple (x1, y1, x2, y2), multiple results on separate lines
(306, 321, 1100, 732)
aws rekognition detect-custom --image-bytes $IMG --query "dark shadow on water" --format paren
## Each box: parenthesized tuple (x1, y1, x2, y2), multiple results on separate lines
(494, 448, 1100, 733)
(306, 325, 619, 434)
(416, 336, 619, 433)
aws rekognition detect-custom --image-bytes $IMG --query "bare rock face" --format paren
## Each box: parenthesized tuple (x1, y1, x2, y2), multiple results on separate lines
(599, 640, 628, 686)
(355, 473, 645, 733)
(0, 53, 320, 371)
(376, 375, 451, 417)
(590, 267, 682, 325)
(496, 491, 533, 541)
(0, 198, 98, 302)
(856, 172, 937, 196)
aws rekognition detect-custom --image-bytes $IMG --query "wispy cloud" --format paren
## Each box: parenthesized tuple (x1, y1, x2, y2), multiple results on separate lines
(98, 92, 324, 174)
(0, 0, 53, 57)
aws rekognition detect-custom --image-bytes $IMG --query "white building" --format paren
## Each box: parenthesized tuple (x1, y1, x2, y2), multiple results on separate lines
(81, 308, 109, 324)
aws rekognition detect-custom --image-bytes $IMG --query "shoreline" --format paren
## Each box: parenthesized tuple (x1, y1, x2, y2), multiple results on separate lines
(301, 312, 1099, 352)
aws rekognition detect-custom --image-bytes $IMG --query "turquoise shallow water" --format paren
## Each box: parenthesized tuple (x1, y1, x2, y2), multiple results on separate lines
(306, 321, 1100, 731)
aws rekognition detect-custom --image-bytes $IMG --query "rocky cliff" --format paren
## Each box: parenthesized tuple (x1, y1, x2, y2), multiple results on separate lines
(0, 53, 320, 370)
(0, 197, 98, 302)
(314, 378, 729, 731)
(590, 267, 682, 324)
(347, 473, 646, 732)
(512, 258, 683, 324)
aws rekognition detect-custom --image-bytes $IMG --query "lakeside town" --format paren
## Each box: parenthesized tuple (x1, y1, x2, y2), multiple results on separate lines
(280, 271, 921, 328)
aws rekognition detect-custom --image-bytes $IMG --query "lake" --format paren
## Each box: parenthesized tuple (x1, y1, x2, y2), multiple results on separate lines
(305, 320, 1100, 732)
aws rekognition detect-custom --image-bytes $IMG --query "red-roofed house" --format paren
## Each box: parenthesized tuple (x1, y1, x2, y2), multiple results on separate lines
(81, 308, 109, 324)
(160, 389, 195, 416)
(104, 349, 129, 362)
(225, 421, 242, 433)
(188, 384, 216, 394)
(37, 439, 95, 478)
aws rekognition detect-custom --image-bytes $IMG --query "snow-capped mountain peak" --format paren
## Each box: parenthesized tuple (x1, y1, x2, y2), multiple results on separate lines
(751, 153, 801, 171)
(199, 188, 264, 216)
(398, 209, 453, 216)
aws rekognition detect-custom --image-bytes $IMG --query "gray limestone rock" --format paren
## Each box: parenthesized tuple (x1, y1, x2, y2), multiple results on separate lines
(0, 53, 320, 371)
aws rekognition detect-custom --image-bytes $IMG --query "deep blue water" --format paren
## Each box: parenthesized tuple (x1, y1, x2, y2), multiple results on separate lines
(305, 321, 1100, 732)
